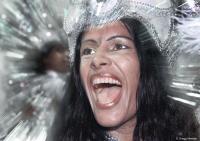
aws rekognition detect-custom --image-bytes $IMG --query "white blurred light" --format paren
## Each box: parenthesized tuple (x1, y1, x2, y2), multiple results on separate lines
(46, 32, 52, 37)
(172, 82, 193, 89)
(186, 92, 200, 98)
(188, 64, 196, 67)
(42, 13, 47, 18)
(6, 51, 24, 59)
(12, 73, 29, 79)
(169, 96, 197, 106)
(1, 14, 7, 19)
(47, 24, 52, 28)
(30, 36, 40, 43)
(8, 80, 13, 85)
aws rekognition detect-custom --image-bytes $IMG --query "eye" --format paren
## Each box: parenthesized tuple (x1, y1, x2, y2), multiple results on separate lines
(81, 48, 96, 56)
(113, 44, 129, 51)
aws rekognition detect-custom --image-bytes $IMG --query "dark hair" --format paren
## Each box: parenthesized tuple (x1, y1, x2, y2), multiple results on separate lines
(51, 18, 199, 141)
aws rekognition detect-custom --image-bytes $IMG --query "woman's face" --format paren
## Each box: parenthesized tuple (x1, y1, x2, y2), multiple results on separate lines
(44, 46, 69, 73)
(80, 21, 140, 128)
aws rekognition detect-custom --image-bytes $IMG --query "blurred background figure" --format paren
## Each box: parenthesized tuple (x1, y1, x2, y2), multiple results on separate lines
(34, 40, 70, 101)
(0, 0, 69, 141)
(34, 40, 70, 105)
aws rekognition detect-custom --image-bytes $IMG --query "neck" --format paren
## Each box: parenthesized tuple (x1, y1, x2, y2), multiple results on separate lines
(107, 117, 136, 141)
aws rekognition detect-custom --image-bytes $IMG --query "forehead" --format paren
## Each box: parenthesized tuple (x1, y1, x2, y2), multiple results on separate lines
(48, 45, 66, 54)
(52, 45, 65, 50)
(82, 21, 131, 40)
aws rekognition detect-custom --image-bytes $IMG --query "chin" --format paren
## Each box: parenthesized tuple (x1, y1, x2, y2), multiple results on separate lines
(92, 105, 137, 130)
(97, 118, 123, 128)
(93, 110, 126, 127)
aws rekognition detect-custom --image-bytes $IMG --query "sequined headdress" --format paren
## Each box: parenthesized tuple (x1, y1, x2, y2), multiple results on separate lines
(63, 0, 175, 62)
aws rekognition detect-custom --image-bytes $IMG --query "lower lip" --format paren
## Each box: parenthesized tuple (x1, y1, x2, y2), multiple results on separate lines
(95, 88, 122, 109)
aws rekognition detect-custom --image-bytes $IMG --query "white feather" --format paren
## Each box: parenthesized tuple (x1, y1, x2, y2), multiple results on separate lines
(177, 16, 200, 54)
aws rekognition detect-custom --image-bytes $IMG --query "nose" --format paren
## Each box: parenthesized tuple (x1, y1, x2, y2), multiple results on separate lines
(90, 50, 111, 70)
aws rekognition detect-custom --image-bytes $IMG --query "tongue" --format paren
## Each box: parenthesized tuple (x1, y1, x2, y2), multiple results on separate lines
(96, 86, 121, 104)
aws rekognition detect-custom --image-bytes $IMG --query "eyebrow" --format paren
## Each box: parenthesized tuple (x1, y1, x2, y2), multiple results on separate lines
(81, 35, 133, 45)
(81, 39, 97, 44)
(106, 35, 133, 41)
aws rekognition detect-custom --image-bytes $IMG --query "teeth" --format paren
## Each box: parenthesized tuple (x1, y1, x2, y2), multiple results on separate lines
(92, 77, 121, 86)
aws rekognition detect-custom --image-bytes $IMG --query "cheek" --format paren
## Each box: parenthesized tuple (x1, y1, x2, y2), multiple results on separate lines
(55, 53, 64, 60)
(118, 54, 140, 78)
(49, 53, 61, 64)
(112, 52, 140, 89)
(124, 56, 140, 116)
(80, 59, 91, 89)
(125, 56, 140, 91)
(119, 54, 140, 100)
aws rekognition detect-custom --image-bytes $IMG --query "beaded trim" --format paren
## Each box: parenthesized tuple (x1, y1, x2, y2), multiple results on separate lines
(105, 134, 119, 141)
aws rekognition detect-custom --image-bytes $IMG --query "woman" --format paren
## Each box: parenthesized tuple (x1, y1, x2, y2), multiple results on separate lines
(50, 17, 199, 141)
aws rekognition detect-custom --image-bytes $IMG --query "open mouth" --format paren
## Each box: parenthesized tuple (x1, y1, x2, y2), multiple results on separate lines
(91, 77, 122, 107)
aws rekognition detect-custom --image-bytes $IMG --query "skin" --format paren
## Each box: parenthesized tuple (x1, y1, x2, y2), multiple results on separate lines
(43, 46, 70, 73)
(80, 21, 140, 141)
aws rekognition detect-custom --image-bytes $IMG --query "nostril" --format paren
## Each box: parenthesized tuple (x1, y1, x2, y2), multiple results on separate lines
(90, 56, 111, 70)
(100, 62, 107, 66)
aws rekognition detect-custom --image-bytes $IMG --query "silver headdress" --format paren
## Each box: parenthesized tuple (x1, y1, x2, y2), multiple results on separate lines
(63, 0, 175, 62)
